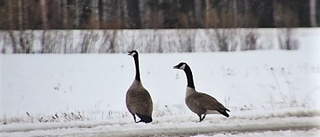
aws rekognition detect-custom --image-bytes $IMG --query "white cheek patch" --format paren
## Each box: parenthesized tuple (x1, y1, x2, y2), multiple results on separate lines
(180, 64, 186, 70)
(130, 52, 136, 57)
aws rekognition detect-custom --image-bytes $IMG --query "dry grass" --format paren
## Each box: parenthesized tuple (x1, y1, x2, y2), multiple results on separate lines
(0, 29, 301, 53)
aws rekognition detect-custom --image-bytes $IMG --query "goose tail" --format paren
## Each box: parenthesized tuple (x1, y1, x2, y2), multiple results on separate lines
(219, 109, 230, 117)
(136, 114, 152, 123)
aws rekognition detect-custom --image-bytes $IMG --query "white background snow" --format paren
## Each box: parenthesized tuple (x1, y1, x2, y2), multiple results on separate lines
(1, 29, 320, 137)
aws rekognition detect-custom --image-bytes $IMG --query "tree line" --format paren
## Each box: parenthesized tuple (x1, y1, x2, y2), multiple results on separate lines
(1, 0, 319, 30)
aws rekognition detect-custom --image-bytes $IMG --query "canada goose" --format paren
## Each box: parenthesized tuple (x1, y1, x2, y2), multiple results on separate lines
(126, 50, 153, 123)
(173, 62, 230, 122)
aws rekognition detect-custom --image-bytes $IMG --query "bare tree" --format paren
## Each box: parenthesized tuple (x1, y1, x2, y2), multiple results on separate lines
(40, 0, 48, 29)
(310, 0, 317, 27)
(100, 0, 107, 27)
(122, 0, 129, 28)
(273, 0, 298, 27)
(215, 29, 229, 51)
(233, 0, 238, 27)
(205, 0, 219, 28)
(156, 30, 164, 53)
(241, 29, 259, 51)
(122, 0, 141, 28)
(62, 0, 68, 28)
(40, 31, 66, 53)
(17, 0, 32, 53)
(278, 28, 299, 50)
(91, 0, 100, 28)
(178, 30, 195, 52)
(48, 1, 61, 29)
(40, 0, 48, 53)
(22, 0, 29, 29)
(17, 0, 24, 52)
(17, 0, 23, 30)
(99, 30, 118, 53)
(79, 30, 99, 53)
(148, 0, 164, 28)
(74, 0, 81, 28)
(194, 0, 202, 27)
(62, 31, 75, 53)
(7, 0, 19, 53)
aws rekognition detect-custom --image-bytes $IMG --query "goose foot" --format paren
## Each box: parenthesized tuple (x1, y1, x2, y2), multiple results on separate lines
(198, 114, 206, 122)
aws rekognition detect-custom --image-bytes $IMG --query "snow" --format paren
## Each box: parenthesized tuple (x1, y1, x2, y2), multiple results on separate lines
(193, 129, 320, 137)
(0, 112, 319, 137)
(1, 29, 320, 136)
(0, 114, 319, 136)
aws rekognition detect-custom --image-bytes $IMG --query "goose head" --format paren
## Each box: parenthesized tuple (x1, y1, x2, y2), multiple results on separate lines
(128, 50, 139, 57)
(173, 62, 187, 70)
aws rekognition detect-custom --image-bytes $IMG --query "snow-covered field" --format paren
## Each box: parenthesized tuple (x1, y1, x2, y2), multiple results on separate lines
(1, 36, 320, 136)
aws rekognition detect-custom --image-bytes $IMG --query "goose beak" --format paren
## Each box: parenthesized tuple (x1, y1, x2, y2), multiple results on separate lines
(173, 65, 179, 69)
(127, 52, 134, 57)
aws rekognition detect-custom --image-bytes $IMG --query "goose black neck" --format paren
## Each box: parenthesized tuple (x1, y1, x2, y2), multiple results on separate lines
(184, 65, 195, 89)
(133, 55, 141, 81)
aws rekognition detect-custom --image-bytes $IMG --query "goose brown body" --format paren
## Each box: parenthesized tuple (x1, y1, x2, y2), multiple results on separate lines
(174, 62, 230, 122)
(186, 87, 229, 118)
(126, 50, 153, 123)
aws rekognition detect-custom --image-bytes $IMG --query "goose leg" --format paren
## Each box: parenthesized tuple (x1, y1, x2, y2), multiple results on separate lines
(201, 114, 206, 121)
(198, 114, 206, 122)
(197, 114, 201, 122)
(132, 114, 138, 123)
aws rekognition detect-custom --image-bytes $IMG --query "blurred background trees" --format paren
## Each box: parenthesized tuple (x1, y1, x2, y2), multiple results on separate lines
(0, 0, 317, 53)
(0, 0, 319, 30)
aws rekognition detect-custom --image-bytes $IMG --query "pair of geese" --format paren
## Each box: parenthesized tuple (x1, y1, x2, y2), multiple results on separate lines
(126, 50, 230, 123)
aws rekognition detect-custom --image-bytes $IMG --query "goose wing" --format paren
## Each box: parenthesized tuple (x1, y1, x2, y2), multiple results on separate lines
(187, 92, 229, 116)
